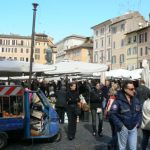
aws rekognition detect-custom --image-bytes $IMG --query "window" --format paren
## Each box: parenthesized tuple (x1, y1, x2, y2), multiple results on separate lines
(128, 37, 132, 44)
(26, 49, 29, 53)
(100, 28, 105, 35)
(140, 48, 143, 56)
(95, 40, 98, 49)
(113, 42, 115, 49)
(100, 51, 104, 62)
(21, 48, 23, 53)
(133, 36, 136, 42)
(101, 38, 103, 47)
(26, 58, 29, 62)
(35, 54, 40, 60)
(96, 30, 99, 36)
(21, 40, 24, 46)
(94, 52, 98, 63)
(133, 47, 137, 55)
(121, 39, 124, 47)
(145, 32, 147, 42)
(139, 34, 144, 43)
(20, 57, 24, 61)
(35, 48, 40, 53)
(3, 40, 5, 45)
(127, 48, 131, 55)
(2, 48, 4, 52)
(145, 47, 148, 55)
(112, 56, 116, 64)
(112, 27, 117, 34)
(6, 40, 10, 45)
(14, 57, 17, 60)
(121, 24, 125, 31)
(120, 54, 125, 64)
(139, 62, 142, 68)
(0, 39, 2, 45)
(12, 40, 16, 45)
(14, 48, 17, 53)
(108, 36, 111, 46)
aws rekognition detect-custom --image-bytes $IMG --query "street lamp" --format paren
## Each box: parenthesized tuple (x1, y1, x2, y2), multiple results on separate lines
(29, 3, 38, 88)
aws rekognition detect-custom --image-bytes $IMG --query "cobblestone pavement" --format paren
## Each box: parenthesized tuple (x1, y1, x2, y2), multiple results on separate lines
(4, 118, 150, 150)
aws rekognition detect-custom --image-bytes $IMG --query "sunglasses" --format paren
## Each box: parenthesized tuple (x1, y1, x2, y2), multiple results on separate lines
(127, 88, 135, 91)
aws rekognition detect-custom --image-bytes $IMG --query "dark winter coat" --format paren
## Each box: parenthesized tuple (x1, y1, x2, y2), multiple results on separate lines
(90, 88, 103, 109)
(66, 90, 80, 105)
(110, 91, 142, 131)
(55, 89, 67, 108)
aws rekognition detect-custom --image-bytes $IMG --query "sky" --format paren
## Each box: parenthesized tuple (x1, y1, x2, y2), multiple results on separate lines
(0, 0, 149, 43)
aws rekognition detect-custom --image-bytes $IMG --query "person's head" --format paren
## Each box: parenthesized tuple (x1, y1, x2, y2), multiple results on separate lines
(95, 82, 101, 90)
(105, 80, 110, 87)
(69, 82, 77, 91)
(140, 79, 145, 85)
(109, 83, 120, 96)
(122, 80, 135, 97)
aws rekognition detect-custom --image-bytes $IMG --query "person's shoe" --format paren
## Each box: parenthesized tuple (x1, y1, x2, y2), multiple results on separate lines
(107, 144, 111, 150)
(98, 132, 103, 137)
(92, 132, 96, 136)
(68, 136, 74, 140)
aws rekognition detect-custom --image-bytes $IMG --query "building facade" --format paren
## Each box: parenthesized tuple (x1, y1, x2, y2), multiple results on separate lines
(65, 40, 93, 63)
(126, 25, 150, 70)
(125, 31, 138, 70)
(55, 34, 88, 62)
(0, 33, 55, 64)
(92, 11, 146, 69)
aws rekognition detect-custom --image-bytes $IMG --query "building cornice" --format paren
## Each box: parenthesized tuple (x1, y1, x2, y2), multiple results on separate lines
(125, 25, 150, 35)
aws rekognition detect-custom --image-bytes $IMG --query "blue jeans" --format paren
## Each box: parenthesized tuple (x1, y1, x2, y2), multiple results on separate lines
(117, 126, 137, 150)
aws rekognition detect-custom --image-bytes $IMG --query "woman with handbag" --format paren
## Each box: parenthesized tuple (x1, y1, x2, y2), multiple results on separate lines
(90, 82, 104, 136)
(66, 82, 80, 140)
(105, 82, 120, 150)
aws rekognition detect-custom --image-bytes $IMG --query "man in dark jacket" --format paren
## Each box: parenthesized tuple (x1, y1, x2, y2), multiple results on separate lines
(55, 86, 67, 124)
(110, 80, 142, 150)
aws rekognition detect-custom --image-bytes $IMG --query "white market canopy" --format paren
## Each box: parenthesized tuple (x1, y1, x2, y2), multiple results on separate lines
(0, 59, 55, 76)
(106, 69, 131, 78)
(44, 60, 108, 75)
(105, 68, 143, 80)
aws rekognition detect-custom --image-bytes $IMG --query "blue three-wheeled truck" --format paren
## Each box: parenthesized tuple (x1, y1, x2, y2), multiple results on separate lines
(0, 85, 60, 149)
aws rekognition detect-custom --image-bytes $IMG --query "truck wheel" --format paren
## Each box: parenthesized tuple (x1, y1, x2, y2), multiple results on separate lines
(0, 134, 7, 149)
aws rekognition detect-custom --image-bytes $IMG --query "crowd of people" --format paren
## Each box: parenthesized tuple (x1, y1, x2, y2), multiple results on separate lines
(4, 77, 150, 150)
